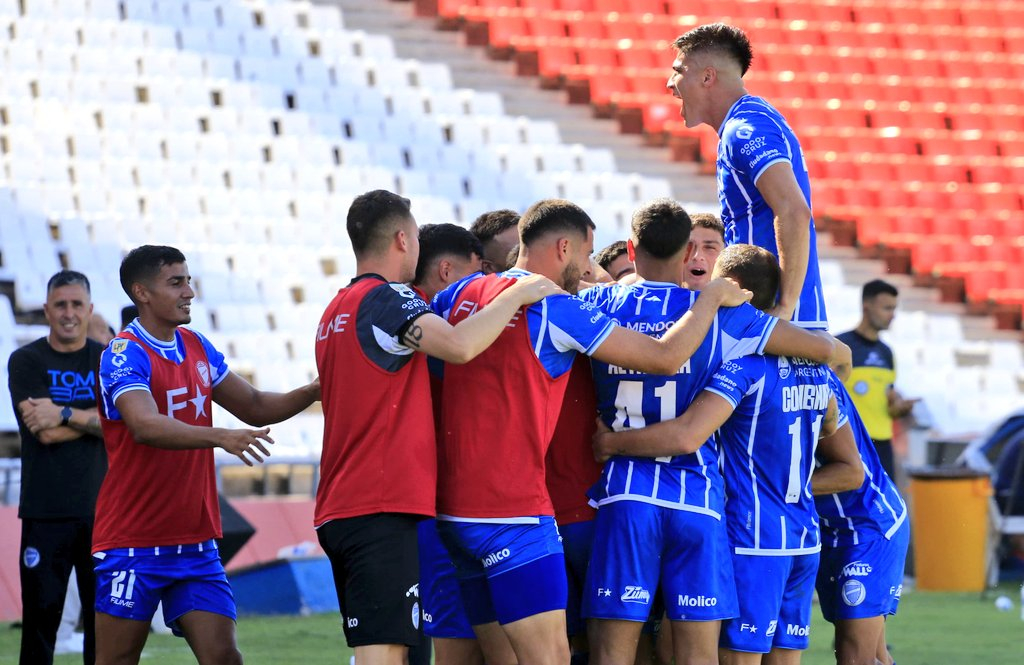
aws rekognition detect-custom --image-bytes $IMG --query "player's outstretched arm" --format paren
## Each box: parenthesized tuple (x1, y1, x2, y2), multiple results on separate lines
(757, 162, 811, 321)
(592, 390, 735, 462)
(212, 372, 320, 427)
(590, 277, 752, 375)
(115, 389, 273, 466)
(762, 324, 835, 364)
(403, 273, 564, 364)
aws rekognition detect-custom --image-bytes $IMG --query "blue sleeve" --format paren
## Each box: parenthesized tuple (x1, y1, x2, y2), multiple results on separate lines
(722, 112, 791, 183)
(543, 294, 616, 356)
(100, 339, 153, 405)
(704, 357, 758, 408)
(432, 273, 478, 320)
(188, 329, 230, 387)
(718, 303, 779, 361)
(827, 370, 851, 430)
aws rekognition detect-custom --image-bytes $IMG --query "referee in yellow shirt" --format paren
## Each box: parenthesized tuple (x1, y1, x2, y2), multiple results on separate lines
(836, 280, 918, 479)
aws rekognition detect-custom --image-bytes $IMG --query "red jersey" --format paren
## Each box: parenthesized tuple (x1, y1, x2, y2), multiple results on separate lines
(93, 329, 219, 551)
(434, 270, 615, 518)
(314, 274, 437, 526)
(545, 356, 600, 525)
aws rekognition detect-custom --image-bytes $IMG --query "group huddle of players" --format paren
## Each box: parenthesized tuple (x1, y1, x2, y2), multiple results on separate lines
(314, 190, 910, 665)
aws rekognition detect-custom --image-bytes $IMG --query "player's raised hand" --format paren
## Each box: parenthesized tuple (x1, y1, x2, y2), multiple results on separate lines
(702, 277, 753, 307)
(508, 273, 566, 304)
(217, 427, 274, 466)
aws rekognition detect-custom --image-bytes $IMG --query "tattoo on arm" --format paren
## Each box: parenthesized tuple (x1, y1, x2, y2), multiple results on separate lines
(403, 324, 424, 350)
(84, 415, 103, 437)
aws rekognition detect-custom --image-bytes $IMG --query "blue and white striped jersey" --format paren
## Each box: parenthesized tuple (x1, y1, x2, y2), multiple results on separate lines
(581, 281, 777, 518)
(816, 371, 909, 548)
(717, 95, 828, 330)
(706, 355, 831, 555)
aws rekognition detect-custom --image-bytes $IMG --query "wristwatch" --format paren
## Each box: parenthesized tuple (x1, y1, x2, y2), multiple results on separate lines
(60, 406, 72, 427)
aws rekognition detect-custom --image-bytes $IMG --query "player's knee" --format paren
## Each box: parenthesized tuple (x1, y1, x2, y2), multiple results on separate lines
(197, 645, 242, 665)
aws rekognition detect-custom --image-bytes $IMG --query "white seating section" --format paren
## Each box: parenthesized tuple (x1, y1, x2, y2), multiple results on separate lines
(0, 0, 1021, 444)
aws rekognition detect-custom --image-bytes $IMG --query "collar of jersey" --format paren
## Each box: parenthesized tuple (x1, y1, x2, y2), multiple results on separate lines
(719, 93, 754, 136)
(629, 279, 680, 290)
(127, 319, 178, 351)
(502, 267, 532, 278)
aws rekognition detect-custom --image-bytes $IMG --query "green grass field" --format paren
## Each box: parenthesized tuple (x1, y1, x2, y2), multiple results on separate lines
(3, 584, 1023, 664)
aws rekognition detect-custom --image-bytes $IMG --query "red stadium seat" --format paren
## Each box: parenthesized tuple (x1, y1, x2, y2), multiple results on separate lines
(566, 15, 607, 40)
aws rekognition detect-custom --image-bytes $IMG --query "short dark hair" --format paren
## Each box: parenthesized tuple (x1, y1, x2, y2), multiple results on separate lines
(504, 243, 520, 271)
(519, 199, 595, 247)
(862, 279, 898, 301)
(631, 198, 692, 259)
(594, 241, 629, 271)
(414, 223, 484, 285)
(470, 209, 520, 244)
(673, 23, 754, 76)
(120, 304, 139, 330)
(47, 269, 90, 294)
(690, 212, 726, 242)
(347, 189, 413, 257)
(119, 245, 187, 303)
(714, 244, 780, 312)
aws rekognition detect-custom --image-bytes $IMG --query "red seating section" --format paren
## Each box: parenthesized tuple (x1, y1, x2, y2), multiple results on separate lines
(422, 0, 1023, 317)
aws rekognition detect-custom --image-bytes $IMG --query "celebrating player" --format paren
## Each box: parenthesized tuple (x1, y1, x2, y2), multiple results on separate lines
(668, 23, 828, 329)
(93, 245, 321, 665)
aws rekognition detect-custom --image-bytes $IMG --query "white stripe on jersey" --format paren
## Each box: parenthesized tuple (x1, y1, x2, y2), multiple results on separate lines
(735, 544, 821, 556)
(744, 377, 767, 550)
(596, 494, 722, 520)
(534, 297, 548, 357)
(624, 460, 635, 494)
(652, 464, 661, 498)
(436, 514, 541, 525)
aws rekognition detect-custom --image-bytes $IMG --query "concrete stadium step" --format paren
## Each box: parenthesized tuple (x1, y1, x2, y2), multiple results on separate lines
(313, 0, 718, 205)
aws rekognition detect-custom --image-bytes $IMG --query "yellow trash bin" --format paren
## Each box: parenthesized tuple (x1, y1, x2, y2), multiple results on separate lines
(908, 466, 991, 592)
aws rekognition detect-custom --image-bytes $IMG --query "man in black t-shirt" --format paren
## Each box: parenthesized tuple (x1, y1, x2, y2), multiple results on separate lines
(7, 270, 107, 665)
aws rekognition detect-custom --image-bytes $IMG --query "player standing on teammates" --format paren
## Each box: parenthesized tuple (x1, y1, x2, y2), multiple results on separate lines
(314, 191, 560, 665)
(581, 202, 836, 665)
(813, 373, 909, 665)
(408, 223, 504, 665)
(430, 198, 752, 665)
(593, 245, 862, 665)
(93, 245, 321, 665)
(668, 24, 828, 329)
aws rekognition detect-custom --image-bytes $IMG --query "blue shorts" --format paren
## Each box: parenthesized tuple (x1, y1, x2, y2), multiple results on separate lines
(560, 519, 595, 636)
(816, 520, 910, 623)
(721, 552, 819, 653)
(583, 501, 737, 623)
(93, 540, 234, 637)
(436, 516, 567, 626)
(418, 519, 475, 639)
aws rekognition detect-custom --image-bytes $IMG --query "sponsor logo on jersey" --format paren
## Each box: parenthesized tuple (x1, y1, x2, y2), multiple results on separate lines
(347, 616, 359, 628)
(406, 583, 419, 598)
(766, 620, 778, 637)
(841, 561, 873, 578)
(597, 588, 613, 597)
(677, 594, 717, 608)
(411, 602, 420, 629)
(786, 624, 810, 637)
(195, 360, 210, 387)
(481, 548, 511, 568)
(621, 586, 651, 604)
(111, 339, 129, 354)
(22, 547, 40, 569)
(841, 579, 866, 606)
(891, 584, 903, 599)
(782, 384, 830, 412)
(778, 356, 791, 379)
(735, 124, 754, 140)
(740, 623, 758, 633)
(389, 283, 418, 299)
(48, 369, 96, 403)
(854, 380, 869, 395)
(317, 313, 350, 340)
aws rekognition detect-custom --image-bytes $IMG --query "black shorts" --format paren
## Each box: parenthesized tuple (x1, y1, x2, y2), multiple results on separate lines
(317, 513, 423, 648)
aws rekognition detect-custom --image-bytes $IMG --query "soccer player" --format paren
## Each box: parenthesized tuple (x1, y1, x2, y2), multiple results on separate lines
(409, 223, 500, 665)
(667, 23, 828, 329)
(836, 279, 918, 479)
(431, 198, 752, 665)
(93, 245, 321, 665)
(593, 245, 862, 665)
(594, 240, 636, 282)
(471, 208, 521, 275)
(581, 202, 837, 665)
(813, 373, 909, 665)
(9, 270, 105, 665)
(315, 191, 560, 665)
(682, 212, 726, 290)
